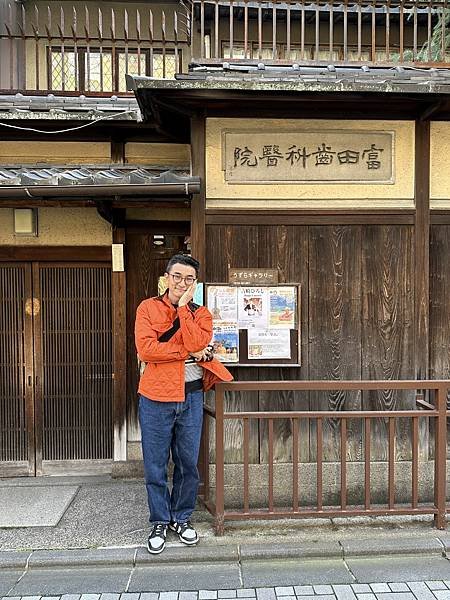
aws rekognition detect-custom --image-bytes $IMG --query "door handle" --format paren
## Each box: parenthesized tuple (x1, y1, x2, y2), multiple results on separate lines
(28, 375, 32, 386)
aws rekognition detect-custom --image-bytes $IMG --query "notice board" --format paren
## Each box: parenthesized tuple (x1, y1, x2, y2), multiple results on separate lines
(205, 283, 301, 366)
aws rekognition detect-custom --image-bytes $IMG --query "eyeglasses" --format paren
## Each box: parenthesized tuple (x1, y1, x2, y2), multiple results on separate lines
(168, 273, 197, 285)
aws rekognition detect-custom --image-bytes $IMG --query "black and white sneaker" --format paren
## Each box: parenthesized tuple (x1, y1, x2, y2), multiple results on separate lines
(147, 523, 168, 554)
(169, 521, 199, 545)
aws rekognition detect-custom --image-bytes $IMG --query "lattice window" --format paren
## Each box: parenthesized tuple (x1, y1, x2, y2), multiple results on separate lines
(50, 51, 77, 91)
(118, 52, 147, 91)
(151, 53, 178, 79)
(50, 47, 178, 92)
(85, 52, 113, 92)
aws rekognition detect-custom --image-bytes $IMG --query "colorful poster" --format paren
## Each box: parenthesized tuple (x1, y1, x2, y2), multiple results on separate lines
(193, 282, 204, 306)
(207, 286, 238, 322)
(237, 287, 269, 329)
(212, 323, 239, 363)
(248, 329, 291, 359)
(269, 286, 296, 329)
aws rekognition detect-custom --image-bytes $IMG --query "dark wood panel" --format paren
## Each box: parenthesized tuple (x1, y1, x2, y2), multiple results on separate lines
(361, 226, 415, 461)
(430, 226, 450, 381)
(414, 120, 430, 382)
(36, 264, 113, 465)
(206, 211, 415, 226)
(309, 226, 362, 462)
(256, 226, 310, 464)
(0, 247, 111, 262)
(430, 225, 450, 459)
(0, 264, 33, 476)
(206, 225, 260, 464)
(191, 116, 206, 273)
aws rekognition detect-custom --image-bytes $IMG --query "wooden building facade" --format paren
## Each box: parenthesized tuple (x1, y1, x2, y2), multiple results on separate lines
(1, 1, 450, 497)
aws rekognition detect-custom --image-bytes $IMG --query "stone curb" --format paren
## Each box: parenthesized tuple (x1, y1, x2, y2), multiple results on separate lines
(0, 551, 31, 570)
(0, 536, 447, 571)
(239, 542, 342, 560)
(27, 548, 136, 569)
(340, 536, 444, 557)
(135, 545, 239, 564)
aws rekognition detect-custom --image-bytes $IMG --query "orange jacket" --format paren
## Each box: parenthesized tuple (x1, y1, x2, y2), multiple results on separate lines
(135, 292, 233, 402)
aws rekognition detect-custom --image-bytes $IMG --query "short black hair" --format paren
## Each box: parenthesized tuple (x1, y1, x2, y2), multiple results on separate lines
(165, 254, 200, 277)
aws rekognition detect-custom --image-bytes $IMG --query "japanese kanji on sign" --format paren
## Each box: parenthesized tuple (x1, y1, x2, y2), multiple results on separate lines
(222, 130, 394, 184)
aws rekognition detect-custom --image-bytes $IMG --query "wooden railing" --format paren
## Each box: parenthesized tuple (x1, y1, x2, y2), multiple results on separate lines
(0, 1, 191, 94)
(200, 380, 449, 535)
(1, 1, 450, 95)
(193, 0, 450, 66)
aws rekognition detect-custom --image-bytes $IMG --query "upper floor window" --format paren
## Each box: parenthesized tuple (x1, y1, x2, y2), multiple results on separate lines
(49, 47, 180, 92)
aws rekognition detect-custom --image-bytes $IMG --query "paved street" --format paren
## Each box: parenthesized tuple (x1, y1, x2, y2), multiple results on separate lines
(3, 582, 450, 600)
(2, 478, 450, 600)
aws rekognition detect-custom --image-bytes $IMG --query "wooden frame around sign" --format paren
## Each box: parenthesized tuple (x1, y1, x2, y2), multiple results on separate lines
(204, 283, 301, 367)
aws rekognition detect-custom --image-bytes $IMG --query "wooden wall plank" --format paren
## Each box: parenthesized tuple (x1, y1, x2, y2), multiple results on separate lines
(206, 224, 260, 464)
(257, 226, 310, 464)
(361, 226, 415, 461)
(309, 226, 362, 462)
(414, 120, 430, 382)
(191, 117, 206, 272)
(430, 225, 450, 458)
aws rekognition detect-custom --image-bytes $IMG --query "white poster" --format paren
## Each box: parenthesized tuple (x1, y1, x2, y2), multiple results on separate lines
(248, 329, 291, 360)
(207, 286, 238, 322)
(212, 323, 239, 363)
(237, 287, 269, 329)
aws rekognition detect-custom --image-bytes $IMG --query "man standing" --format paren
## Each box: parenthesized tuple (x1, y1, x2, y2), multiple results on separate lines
(135, 254, 232, 554)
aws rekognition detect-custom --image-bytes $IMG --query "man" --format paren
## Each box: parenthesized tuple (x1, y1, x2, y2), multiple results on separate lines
(135, 254, 232, 554)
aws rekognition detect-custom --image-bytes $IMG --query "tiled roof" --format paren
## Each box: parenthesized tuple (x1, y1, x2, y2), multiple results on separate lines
(128, 64, 450, 95)
(0, 94, 140, 121)
(0, 166, 192, 187)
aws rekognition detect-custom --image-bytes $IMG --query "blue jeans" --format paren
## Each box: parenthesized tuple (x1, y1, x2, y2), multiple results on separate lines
(139, 391, 204, 524)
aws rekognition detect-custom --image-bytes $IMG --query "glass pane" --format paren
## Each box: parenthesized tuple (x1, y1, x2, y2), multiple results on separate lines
(118, 52, 147, 91)
(151, 53, 178, 80)
(347, 47, 371, 61)
(312, 46, 341, 61)
(50, 51, 77, 91)
(222, 44, 246, 58)
(285, 47, 313, 60)
(85, 52, 113, 92)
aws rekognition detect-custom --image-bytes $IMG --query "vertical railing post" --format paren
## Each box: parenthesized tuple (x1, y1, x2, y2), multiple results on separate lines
(434, 384, 447, 529)
(215, 382, 225, 535)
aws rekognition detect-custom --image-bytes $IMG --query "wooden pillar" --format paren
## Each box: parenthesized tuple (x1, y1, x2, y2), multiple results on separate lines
(112, 227, 127, 461)
(190, 116, 206, 273)
(414, 119, 430, 381)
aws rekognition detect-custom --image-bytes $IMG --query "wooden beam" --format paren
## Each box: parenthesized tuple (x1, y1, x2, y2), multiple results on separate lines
(206, 210, 415, 226)
(112, 228, 127, 461)
(414, 120, 430, 380)
(190, 116, 206, 273)
(0, 246, 111, 262)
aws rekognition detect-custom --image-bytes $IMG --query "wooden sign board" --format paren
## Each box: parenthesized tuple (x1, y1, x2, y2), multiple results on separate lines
(228, 268, 279, 285)
(223, 129, 394, 184)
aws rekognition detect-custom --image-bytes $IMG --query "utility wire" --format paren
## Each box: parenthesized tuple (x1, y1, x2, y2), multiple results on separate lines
(0, 109, 138, 135)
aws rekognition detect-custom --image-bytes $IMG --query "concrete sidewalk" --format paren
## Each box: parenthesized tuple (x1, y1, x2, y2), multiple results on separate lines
(2, 475, 450, 595)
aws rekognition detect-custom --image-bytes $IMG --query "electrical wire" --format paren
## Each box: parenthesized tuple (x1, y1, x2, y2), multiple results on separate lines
(0, 109, 138, 134)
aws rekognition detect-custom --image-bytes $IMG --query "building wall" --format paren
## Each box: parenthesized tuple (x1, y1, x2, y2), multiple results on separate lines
(0, 207, 111, 246)
(430, 121, 450, 208)
(0, 141, 111, 165)
(201, 116, 450, 471)
(206, 118, 415, 209)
